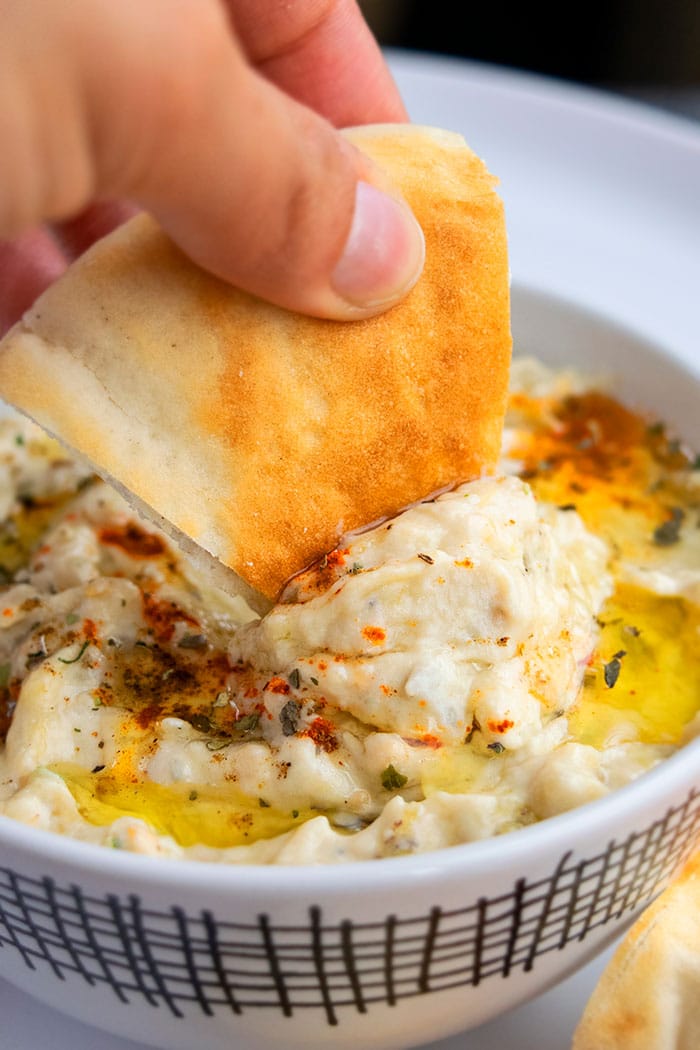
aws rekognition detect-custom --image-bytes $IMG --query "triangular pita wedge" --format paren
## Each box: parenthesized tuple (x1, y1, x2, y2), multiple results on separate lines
(0, 124, 511, 607)
(572, 849, 700, 1050)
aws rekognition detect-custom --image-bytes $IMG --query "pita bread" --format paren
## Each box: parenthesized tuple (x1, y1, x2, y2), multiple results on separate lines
(0, 124, 511, 606)
(572, 849, 700, 1050)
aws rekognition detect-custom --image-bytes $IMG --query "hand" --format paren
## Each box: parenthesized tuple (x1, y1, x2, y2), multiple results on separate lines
(0, 0, 425, 334)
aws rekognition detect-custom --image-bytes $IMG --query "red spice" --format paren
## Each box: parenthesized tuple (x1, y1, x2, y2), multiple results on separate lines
(406, 734, 442, 749)
(133, 701, 165, 730)
(99, 522, 166, 558)
(487, 718, 514, 734)
(362, 625, 386, 645)
(83, 618, 99, 642)
(293, 546, 352, 596)
(265, 676, 290, 695)
(141, 591, 199, 643)
(302, 716, 338, 753)
(325, 549, 349, 569)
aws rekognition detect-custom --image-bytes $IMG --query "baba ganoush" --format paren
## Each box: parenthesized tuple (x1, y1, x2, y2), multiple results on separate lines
(0, 358, 698, 864)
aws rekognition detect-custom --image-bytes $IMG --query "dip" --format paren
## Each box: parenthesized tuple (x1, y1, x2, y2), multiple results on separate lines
(0, 359, 698, 864)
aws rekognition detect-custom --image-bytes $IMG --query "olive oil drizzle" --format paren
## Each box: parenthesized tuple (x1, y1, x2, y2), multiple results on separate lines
(568, 581, 700, 748)
(53, 764, 315, 849)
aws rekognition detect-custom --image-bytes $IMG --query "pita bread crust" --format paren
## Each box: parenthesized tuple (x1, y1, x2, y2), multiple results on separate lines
(0, 124, 511, 601)
(572, 850, 700, 1050)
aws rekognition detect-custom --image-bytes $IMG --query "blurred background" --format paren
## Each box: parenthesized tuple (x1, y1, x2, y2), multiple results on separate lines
(359, 0, 700, 121)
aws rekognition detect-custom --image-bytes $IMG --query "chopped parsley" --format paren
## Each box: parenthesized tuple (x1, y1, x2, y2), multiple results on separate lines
(204, 738, 230, 752)
(381, 764, 408, 791)
(604, 656, 623, 689)
(287, 668, 301, 690)
(233, 713, 260, 737)
(279, 699, 301, 737)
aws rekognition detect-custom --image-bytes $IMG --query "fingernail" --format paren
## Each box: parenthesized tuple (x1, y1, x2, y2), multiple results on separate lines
(332, 181, 425, 311)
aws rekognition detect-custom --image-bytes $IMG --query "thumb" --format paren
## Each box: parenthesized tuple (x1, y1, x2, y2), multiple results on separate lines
(135, 34, 426, 321)
(1, 0, 425, 320)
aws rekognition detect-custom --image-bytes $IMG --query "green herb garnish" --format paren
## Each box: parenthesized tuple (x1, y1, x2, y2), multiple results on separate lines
(234, 712, 260, 736)
(604, 656, 622, 688)
(178, 633, 208, 650)
(280, 699, 301, 737)
(288, 668, 301, 690)
(190, 713, 213, 734)
(205, 738, 230, 752)
(381, 764, 408, 791)
(58, 640, 89, 664)
(653, 507, 685, 547)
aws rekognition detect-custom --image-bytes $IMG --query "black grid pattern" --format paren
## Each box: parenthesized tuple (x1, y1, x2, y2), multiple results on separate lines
(1, 788, 698, 1026)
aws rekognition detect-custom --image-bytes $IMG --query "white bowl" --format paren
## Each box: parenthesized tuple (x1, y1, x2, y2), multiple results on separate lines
(1, 55, 699, 1050)
(0, 286, 698, 1050)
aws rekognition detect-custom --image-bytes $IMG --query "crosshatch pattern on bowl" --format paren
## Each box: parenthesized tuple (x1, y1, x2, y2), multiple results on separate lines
(1, 789, 699, 1027)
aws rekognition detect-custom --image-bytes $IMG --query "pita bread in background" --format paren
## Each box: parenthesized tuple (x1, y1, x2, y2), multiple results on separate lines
(0, 124, 511, 609)
(572, 849, 700, 1050)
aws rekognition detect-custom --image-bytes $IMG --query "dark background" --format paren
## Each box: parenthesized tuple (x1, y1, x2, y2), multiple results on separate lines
(360, 0, 700, 119)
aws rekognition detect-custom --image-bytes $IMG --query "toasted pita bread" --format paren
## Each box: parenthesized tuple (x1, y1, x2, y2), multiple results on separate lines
(572, 849, 700, 1050)
(0, 124, 511, 606)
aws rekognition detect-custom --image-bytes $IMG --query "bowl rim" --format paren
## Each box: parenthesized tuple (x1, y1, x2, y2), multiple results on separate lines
(388, 48, 700, 151)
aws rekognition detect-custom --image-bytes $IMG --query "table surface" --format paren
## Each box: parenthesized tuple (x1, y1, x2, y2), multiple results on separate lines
(0, 940, 618, 1050)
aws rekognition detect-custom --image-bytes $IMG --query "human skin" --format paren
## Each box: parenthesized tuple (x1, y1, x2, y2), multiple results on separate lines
(0, 0, 425, 333)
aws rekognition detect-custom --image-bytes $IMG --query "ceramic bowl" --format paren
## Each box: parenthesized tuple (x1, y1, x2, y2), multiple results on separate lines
(0, 286, 699, 1050)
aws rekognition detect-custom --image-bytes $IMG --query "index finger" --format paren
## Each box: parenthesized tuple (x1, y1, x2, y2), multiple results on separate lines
(224, 0, 408, 126)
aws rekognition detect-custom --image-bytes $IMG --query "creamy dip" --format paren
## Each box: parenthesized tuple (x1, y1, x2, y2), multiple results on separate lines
(0, 359, 698, 864)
